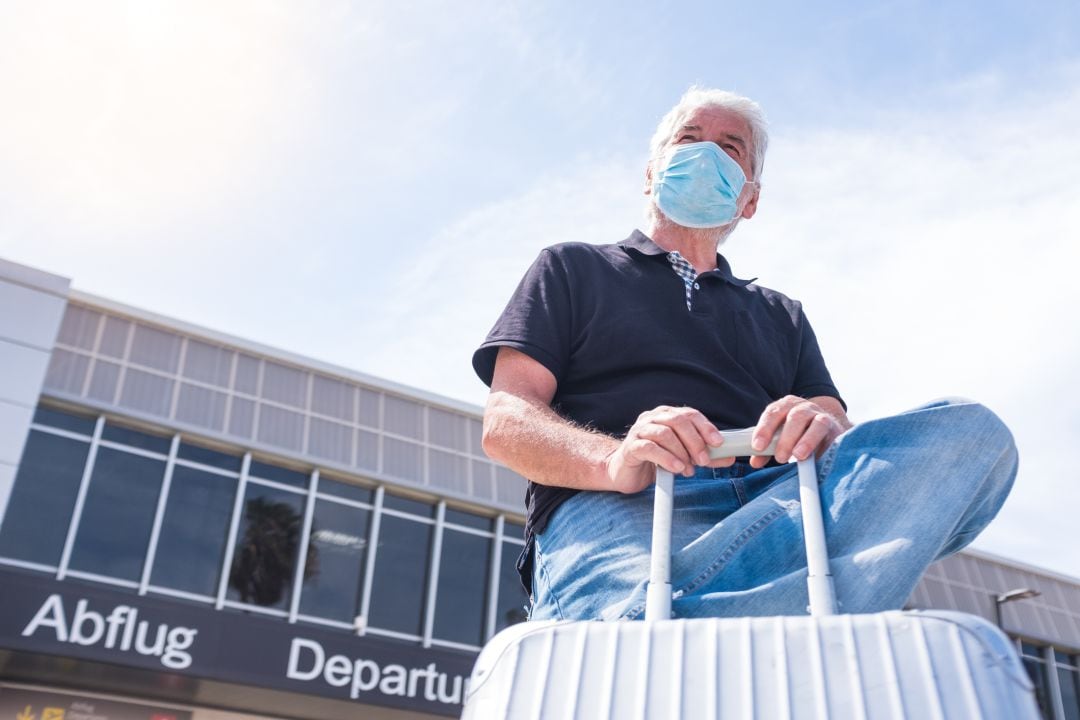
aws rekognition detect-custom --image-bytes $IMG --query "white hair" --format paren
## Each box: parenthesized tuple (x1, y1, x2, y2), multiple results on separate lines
(647, 86, 770, 181)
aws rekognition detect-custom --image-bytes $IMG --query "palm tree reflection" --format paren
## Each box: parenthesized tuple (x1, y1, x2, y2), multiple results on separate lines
(230, 497, 317, 606)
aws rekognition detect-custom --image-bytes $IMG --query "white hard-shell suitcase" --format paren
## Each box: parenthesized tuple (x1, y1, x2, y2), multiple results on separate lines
(462, 430, 1040, 719)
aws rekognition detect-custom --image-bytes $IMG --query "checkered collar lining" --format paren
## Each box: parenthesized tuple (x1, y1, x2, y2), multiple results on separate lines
(667, 251, 697, 311)
(618, 230, 755, 289)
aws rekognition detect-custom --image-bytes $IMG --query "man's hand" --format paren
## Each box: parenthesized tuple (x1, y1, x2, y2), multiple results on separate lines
(604, 406, 735, 493)
(750, 395, 851, 469)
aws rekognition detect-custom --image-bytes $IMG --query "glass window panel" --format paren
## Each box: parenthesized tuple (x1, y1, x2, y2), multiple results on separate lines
(98, 316, 130, 359)
(69, 447, 166, 580)
(256, 404, 303, 452)
(444, 508, 492, 531)
(1048, 609, 1074, 639)
(905, 582, 930, 610)
(233, 354, 260, 395)
(930, 554, 961, 583)
(248, 460, 309, 488)
(503, 520, 525, 539)
(428, 408, 466, 450)
(471, 459, 494, 500)
(367, 514, 432, 635)
(1055, 650, 1074, 666)
(299, 499, 371, 622)
(355, 429, 378, 471)
(974, 560, 1005, 590)
(1023, 642, 1045, 658)
(0, 431, 90, 565)
(87, 360, 120, 402)
(177, 442, 242, 472)
(261, 362, 307, 408)
(1023, 657, 1052, 720)
(1060, 666, 1080, 720)
(1045, 582, 1071, 612)
(311, 375, 355, 422)
(175, 383, 227, 431)
(102, 422, 172, 454)
(318, 477, 373, 504)
(468, 418, 484, 456)
(429, 449, 468, 494)
(128, 325, 181, 372)
(182, 339, 233, 387)
(920, 578, 952, 609)
(57, 305, 101, 349)
(44, 349, 90, 395)
(383, 493, 434, 518)
(227, 483, 307, 609)
(119, 368, 174, 417)
(384, 396, 422, 439)
(150, 465, 237, 595)
(942, 584, 984, 617)
(308, 417, 353, 465)
(357, 388, 380, 428)
(495, 540, 530, 634)
(433, 529, 490, 646)
(495, 467, 525, 505)
(228, 397, 255, 438)
(33, 406, 96, 435)
(384, 437, 422, 482)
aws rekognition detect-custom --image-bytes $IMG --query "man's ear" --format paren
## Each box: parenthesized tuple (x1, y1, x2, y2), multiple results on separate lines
(740, 183, 760, 220)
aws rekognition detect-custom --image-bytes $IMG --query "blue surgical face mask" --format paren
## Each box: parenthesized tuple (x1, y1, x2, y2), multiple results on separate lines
(653, 141, 748, 228)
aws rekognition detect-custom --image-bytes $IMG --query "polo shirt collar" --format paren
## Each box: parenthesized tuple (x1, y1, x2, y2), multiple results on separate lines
(619, 229, 755, 287)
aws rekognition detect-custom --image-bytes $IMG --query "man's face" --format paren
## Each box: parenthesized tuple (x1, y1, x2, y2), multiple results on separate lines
(648, 105, 760, 222)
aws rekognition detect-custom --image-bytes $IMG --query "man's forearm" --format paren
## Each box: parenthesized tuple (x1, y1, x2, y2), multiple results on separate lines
(482, 390, 621, 492)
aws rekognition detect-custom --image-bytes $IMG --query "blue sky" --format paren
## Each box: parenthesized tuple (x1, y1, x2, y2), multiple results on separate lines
(1, 0, 1079, 578)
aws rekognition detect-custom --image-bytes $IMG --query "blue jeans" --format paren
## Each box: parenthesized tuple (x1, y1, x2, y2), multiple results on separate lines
(530, 398, 1018, 621)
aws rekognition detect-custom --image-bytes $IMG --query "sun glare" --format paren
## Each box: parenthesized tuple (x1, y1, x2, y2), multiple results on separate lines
(0, 2, 302, 234)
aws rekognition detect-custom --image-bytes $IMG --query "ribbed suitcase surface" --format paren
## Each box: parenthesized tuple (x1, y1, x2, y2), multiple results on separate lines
(463, 432, 1038, 719)
(463, 610, 1039, 720)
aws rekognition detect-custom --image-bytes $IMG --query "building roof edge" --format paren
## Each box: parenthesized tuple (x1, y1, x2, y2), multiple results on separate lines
(67, 288, 485, 417)
(962, 546, 1080, 587)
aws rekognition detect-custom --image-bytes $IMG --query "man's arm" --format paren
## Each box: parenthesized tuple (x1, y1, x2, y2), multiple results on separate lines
(482, 347, 734, 494)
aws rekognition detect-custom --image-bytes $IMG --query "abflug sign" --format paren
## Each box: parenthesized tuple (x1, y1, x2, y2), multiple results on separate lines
(21, 594, 200, 669)
(0, 569, 475, 717)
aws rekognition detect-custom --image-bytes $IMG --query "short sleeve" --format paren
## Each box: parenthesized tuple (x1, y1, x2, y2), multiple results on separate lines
(472, 248, 574, 387)
(791, 308, 846, 409)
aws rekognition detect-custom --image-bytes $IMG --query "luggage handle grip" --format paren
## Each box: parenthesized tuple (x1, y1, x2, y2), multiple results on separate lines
(705, 427, 778, 459)
(645, 426, 838, 622)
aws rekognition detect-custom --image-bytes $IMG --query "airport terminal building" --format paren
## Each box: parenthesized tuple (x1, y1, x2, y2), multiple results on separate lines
(1, 256, 1079, 720)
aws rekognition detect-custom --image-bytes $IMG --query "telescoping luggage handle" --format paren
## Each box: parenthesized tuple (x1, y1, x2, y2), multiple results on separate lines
(644, 427, 839, 621)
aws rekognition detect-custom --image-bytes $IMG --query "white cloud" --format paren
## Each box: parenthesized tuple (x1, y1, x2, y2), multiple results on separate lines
(0, 1, 334, 237)
(349, 152, 646, 404)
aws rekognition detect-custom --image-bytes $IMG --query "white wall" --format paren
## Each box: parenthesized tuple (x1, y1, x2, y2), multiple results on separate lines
(0, 258, 70, 520)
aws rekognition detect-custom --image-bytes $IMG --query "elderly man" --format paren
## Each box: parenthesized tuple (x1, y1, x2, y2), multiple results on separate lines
(472, 87, 1016, 622)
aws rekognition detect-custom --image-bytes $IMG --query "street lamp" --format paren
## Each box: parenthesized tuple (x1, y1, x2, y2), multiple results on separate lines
(993, 587, 1041, 629)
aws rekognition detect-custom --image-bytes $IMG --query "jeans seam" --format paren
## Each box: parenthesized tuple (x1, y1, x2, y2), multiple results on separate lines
(731, 476, 748, 506)
(817, 420, 859, 480)
(534, 546, 566, 621)
(675, 504, 788, 598)
(618, 503, 789, 621)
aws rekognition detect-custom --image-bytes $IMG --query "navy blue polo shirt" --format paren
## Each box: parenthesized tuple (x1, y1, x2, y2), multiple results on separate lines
(473, 229, 844, 592)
